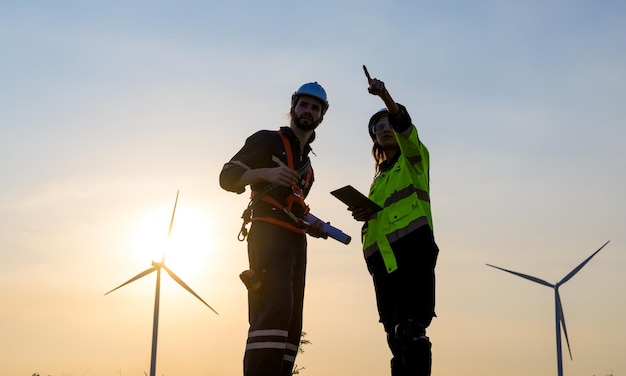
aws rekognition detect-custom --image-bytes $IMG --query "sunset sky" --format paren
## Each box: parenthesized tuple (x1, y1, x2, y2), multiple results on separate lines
(1, 1, 625, 375)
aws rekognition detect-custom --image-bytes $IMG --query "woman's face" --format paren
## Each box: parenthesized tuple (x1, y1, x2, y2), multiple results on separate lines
(372, 115, 398, 149)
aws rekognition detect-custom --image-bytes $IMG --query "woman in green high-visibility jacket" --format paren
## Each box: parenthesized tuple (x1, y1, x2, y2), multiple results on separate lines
(349, 66, 439, 376)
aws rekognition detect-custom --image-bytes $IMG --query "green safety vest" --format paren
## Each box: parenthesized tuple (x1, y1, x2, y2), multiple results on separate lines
(362, 126, 433, 273)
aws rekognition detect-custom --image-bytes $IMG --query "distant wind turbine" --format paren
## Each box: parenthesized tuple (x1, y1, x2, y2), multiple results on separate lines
(486, 240, 610, 376)
(105, 191, 218, 376)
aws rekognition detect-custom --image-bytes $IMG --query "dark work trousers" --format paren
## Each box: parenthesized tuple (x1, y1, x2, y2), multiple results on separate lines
(244, 221, 307, 376)
(365, 225, 439, 376)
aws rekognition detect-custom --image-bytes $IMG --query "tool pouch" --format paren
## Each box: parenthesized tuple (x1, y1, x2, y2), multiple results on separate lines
(239, 269, 262, 292)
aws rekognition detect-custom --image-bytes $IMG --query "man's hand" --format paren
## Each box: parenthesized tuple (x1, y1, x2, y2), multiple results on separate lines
(232, 159, 299, 188)
(266, 165, 299, 187)
(306, 216, 329, 239)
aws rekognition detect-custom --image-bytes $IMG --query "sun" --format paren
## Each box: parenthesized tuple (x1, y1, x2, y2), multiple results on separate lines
(130, 202, 215, 280)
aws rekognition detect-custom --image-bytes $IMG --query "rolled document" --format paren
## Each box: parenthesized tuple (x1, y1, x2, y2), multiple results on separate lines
(305, 213, 351, 245)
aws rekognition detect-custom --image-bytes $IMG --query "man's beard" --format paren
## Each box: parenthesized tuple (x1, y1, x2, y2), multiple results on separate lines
(292, 109, 321, 131)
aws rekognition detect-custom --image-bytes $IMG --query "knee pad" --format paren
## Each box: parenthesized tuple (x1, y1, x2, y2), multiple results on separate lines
(394, 319, 430, 346)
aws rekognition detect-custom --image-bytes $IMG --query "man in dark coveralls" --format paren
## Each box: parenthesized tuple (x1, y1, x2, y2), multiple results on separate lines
(220, 82, 329, 376)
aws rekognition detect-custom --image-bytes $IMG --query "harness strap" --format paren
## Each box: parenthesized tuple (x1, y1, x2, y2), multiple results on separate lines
(237, 130, 312, 241)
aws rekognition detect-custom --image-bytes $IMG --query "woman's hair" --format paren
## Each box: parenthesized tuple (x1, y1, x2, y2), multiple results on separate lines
(372, 142, 386, 172)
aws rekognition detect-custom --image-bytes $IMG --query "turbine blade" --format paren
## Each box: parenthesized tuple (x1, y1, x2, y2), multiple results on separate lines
(486, 264, 554, 288)
(105, 266, 158, 295)
(556, 290, 573, 360)
(559, 240, 610, 286)
(162, 265, 219, 315)
(168, 190, 179, 237)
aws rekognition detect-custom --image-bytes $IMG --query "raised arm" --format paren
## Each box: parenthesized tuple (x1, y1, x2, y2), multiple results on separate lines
(363, 65, 413, 138)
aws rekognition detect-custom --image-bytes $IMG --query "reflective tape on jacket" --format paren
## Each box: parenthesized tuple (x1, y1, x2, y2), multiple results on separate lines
(363, 216, 429, 258)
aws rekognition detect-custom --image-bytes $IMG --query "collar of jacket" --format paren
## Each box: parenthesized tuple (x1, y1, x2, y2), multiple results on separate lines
(379, 149, 401, 172)
(280, 126, 315, 154)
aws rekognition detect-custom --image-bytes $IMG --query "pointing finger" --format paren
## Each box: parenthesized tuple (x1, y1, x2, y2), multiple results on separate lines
(363, 65, 372, 82)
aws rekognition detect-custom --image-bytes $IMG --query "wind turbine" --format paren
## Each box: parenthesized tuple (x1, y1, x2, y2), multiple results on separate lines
(486, 240, 610, 376)
(105, 191, 218, 376)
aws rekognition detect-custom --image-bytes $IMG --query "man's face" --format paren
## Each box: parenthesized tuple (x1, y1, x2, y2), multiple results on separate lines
(291, 96, 324, 131)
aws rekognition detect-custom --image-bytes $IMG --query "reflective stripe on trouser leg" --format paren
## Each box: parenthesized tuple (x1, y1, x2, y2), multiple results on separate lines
(244, 328, 289, 376)
(246, 329, 289, 351)
(279, 342, 299, 376)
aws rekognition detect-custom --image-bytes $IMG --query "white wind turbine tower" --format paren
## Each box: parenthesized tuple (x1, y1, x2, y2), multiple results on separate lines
(105, 191, 218, 376)
(486, 240, 610, 376)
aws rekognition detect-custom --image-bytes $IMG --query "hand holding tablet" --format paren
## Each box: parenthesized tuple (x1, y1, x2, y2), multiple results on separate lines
(330, 185, 382, 212)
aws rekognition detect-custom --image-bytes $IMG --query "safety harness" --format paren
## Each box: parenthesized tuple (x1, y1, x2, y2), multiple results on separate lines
(238, 130, 313, 241)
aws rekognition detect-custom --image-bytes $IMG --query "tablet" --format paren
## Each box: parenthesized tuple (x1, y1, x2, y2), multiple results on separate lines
(330, 185, 383, 212)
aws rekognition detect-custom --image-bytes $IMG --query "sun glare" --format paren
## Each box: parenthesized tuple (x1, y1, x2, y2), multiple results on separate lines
(131, 203, 215, 280)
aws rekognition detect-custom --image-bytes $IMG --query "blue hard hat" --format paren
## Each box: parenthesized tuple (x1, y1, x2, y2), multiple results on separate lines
(292, 82, 329, 114)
